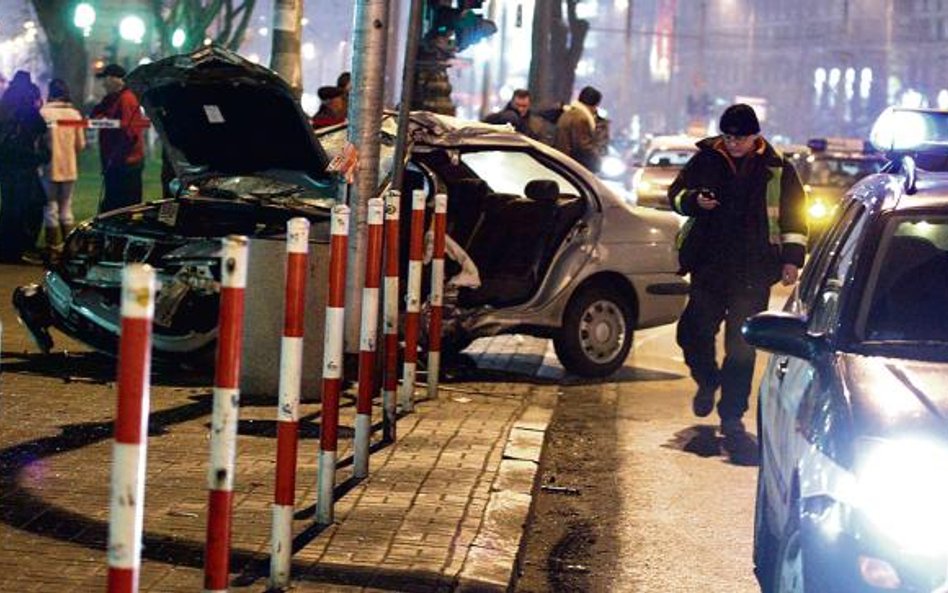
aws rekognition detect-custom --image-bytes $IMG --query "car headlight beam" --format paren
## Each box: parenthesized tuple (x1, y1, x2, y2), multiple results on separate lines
(856, 438, 948, 554)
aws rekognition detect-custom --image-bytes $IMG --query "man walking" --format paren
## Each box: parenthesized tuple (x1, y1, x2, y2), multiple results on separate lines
(90, 64, 145, 213)
(667, 104, 807, 438)
(555, 86, 606, 173)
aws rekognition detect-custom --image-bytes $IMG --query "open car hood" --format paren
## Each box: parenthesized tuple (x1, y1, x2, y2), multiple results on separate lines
(126, 46, 329, 185)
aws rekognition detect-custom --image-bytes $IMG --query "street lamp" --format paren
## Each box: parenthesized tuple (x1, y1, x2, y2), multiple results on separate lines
(119, 15, 146, 45)
(74, 2, 96, 37)
(171, 28, 186, 49)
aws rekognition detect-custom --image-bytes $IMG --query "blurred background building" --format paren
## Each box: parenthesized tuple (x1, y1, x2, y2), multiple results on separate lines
(2, 0, 948, 142)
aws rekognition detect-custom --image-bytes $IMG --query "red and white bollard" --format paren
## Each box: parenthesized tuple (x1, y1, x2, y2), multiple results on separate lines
(107, 264, 156, 593)
(381, 189, 401, 442)
(399, 189, 426, 413)
(354, 198, 384, 479)
(269, 218, 309, 589)
(317, 204, 349, 526)
(427, 193, 448, 400)
(204, 236, 249, 593)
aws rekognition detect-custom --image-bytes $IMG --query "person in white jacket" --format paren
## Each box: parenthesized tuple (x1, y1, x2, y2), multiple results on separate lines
(40, 79, 85, 253)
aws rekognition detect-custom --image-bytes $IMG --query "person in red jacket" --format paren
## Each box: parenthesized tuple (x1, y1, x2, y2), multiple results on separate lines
(311, 86, 346, 129)
(90, 64, 145, 213)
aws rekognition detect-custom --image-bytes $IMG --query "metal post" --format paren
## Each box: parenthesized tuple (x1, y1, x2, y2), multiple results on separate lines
(107, 264, 156, 593)
(269, 218, 309, 589)
(317, 205, 350, 526)
(204, 236, 249, 593)
(381, 189, 401, 441)
(354, 198, 384, 478)
(426, 193, 447, 400)
(399, 189, 426, 413)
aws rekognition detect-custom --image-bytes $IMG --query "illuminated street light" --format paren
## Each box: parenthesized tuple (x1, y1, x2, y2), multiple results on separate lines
(302, 42, 316, 61)
(74, 3, 96, 35)
(119, 15, 146, 44)
(171, 28, 186, 49)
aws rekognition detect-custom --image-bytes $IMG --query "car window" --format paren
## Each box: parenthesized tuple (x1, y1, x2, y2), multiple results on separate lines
(808, 204, 870, 335)
(858, 215, 948, 343)
(460, 150, 581, 196)
(802, 156, 884, 188)
(646, 149, 695, 167)
(799, 201, 866, 309)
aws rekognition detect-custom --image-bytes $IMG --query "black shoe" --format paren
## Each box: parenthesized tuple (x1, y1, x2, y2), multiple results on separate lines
(692, 383, 717, 417)
(720, 417, 746, 438)
(12, 284, 54, 354)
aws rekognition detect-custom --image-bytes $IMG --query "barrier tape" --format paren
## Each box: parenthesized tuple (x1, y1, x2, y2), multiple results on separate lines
(54, 118, 152, 129)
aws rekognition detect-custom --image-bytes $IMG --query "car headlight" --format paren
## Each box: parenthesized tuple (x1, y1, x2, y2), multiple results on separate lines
(856, 438, 948, 553)
(808, 196, 831, 220)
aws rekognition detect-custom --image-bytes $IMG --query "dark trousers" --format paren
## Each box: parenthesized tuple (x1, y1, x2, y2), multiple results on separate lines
(0, 169, 45, 261)
(99, 163, 143, 214)
(676, 279, 771, 420)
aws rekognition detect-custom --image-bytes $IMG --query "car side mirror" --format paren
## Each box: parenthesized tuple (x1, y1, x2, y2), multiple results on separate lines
(741, 311, 823, 360)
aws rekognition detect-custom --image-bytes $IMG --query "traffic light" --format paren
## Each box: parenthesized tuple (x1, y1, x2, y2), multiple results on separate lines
(427, 0, 496, 52)
(454, 7, 497, 51)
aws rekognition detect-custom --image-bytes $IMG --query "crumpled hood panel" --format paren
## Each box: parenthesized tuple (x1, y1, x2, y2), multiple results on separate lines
(126, 46, 328, 184)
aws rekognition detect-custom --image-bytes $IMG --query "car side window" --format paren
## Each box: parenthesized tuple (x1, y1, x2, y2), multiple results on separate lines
(808, 204, 870, 335)
(460, 151, 582, 197)
(799, 201, 866, 309)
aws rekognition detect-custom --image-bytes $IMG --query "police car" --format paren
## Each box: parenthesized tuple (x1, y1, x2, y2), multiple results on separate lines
(745, 107, 948, 592)
(792, 137, 886, 247)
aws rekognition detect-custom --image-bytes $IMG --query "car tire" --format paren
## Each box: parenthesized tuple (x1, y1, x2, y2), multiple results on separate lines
(553, 284, 633, 377)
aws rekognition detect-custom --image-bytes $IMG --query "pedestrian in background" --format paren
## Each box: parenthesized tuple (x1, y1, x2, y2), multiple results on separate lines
(90, 63, 145, 213)
(483, 88, 546, 141)
(0, 70, 49, 264)
(336, 71, 352, 117)
(40, 79, 86, 255)
(667, 104, 807, 439)
(554, 86, 606, 173)
(311, 86, 346, 128)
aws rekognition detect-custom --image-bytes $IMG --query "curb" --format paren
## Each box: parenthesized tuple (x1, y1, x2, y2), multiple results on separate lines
(456, 390, 558, 592)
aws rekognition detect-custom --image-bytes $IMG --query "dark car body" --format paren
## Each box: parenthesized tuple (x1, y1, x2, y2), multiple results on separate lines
(14, 46, 688, 378)
(746, 109, 948, 592)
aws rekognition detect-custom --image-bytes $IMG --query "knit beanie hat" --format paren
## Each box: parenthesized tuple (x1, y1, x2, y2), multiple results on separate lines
(719, 103, 760, 135)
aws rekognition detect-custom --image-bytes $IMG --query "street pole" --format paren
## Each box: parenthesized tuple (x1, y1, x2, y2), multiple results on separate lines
(271, 0, 303, 93)
(344, 0, 390, 353)
(391, 0, 424, 204)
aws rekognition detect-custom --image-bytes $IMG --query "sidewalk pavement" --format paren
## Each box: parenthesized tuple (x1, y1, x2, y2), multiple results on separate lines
(0, 262, 560, 592)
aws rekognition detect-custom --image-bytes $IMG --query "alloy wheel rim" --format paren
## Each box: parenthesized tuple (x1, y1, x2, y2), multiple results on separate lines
(578, 299, 626, 364)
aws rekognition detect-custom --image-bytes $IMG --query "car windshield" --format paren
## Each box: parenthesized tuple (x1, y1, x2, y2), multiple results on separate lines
(804, 156, 884, 188)
(198, 175, 335, 206)
(646, 149, 694, 167)
(859, 215, 948, 348)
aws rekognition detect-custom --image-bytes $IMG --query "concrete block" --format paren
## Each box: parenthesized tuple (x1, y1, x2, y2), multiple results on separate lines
(239, 236, 330, 399)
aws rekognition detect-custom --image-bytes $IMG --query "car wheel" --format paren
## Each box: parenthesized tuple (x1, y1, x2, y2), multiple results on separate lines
(553, 284, 633, 377)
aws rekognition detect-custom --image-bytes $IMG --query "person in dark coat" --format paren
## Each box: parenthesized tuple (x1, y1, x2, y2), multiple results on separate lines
(90, 63, 146, 213)
(554, 86, 605, 172)
(667, 103, 808, 438)
(311, 86, 346, 128)
(483, 89, 545, 140)
(0, 70, 49, 263)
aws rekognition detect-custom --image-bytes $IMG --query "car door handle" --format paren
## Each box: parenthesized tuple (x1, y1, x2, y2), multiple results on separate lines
(776, 358, 789, 381)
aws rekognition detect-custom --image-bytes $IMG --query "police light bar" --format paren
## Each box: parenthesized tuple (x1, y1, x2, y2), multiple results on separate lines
(806, 137, 871, 153)
(870, 107, 948, 153)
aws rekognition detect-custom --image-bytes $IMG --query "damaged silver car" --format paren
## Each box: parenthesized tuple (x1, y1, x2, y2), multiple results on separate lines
(14, 46, 688, 378)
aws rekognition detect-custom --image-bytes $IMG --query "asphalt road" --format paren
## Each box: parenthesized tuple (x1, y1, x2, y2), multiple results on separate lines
(515, 287, 792, 593)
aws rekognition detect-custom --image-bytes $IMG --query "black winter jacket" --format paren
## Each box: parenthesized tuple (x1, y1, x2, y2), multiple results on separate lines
(667, 136, 807, 286)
